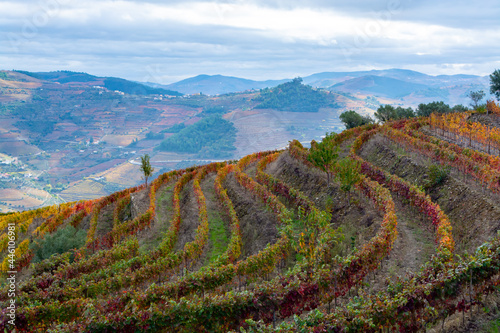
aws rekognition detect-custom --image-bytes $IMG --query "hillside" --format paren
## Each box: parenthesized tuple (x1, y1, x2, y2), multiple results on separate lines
(0, 70, 349, 213)
(254, 77, 330, 112)
(15, 70, 183, 96)
(2, 109, 500, 331)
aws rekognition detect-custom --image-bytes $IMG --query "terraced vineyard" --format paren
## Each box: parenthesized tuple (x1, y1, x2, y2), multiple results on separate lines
(3, 111, 500, 332)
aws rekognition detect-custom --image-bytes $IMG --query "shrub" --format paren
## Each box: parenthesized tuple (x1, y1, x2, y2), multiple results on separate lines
(30, 225, 87, 263)
(426, 164, 450, 188)
(476, 106, 487, 114)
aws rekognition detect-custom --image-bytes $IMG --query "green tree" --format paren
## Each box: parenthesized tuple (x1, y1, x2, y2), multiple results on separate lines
(374, 105, 414, 123)
(467, 90, 485, 110)
(339, 110, 373, 129)
(140, 154, 155, 187)
(490, 69, 500, 101)
(416, 101, 451, 117)
(395, 106, 415, 119)
(307, 133, 339, 185)
(374, 105, 397, 123)
(335, 157, 361, 205)
(451, 104, 468, 113)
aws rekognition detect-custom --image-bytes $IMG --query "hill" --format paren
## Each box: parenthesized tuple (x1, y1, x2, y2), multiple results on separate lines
(3, 110, 500, 331)
(158, 114, 237, 158)
(163, 74, 289, 95)
(15, 70, 183, 96)
(254, 77, 330, 112)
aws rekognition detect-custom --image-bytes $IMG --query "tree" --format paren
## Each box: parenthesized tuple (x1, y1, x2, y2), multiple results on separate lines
(395, 106, 415, 119)
(451, 104, 468, 113)
(416, 101, 451, 117)
(140, 154, 154, 187)
(307, 133, 339, 185)
(339, 110, 373, 129)
(490, 69, 500, 101)
(374, 105, 414, 123)
(374, 105, 396, 123)
(335, 158, 361, 205)
(467, 90, 485, 110)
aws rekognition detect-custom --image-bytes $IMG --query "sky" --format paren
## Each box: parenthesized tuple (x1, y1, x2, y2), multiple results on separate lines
(1, 0, 499, 84)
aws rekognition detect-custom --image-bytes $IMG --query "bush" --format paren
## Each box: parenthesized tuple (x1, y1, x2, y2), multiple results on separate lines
(30, 225, 87, 263)
(476, 106, 487, 114)
(425, 164, 450, 188)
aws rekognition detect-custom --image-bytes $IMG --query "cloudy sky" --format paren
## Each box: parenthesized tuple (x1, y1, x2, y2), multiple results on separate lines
(1, 0, 499, 84)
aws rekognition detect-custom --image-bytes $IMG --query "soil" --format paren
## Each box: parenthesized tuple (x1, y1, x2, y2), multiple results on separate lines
(94, 203, 115, 239)
(224, 173, 278, 258)
(367, 196, 436, 293)
(27, 217, 44, 235)
(137, 181, 175, 252)
(469, 113, 500, 129)
(244, 160, 258, 179)
(78, 215, 92, 231)
(130, 188, 150, 220)
(173, 179, 200, 252)
(116, 200, 131, 225)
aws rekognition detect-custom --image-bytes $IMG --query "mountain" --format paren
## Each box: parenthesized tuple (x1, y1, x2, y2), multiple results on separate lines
(329, 75, 431, 99)
(163, 74, 289, 95)
(302, 68, 484, 88)
(301, 68, 432, 88)
(15, 70, 183, 96)
(161, 69, 490, 106)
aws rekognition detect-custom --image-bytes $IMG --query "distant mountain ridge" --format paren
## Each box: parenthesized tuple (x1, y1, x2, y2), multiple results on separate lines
(330, 75, 430, 99)
(15, 70, 183, 96)
(158, 68, 491, 106)
(161, 74, 289, 95)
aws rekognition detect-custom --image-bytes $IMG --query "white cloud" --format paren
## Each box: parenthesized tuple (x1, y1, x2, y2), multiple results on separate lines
(0, 0, 499, 81)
